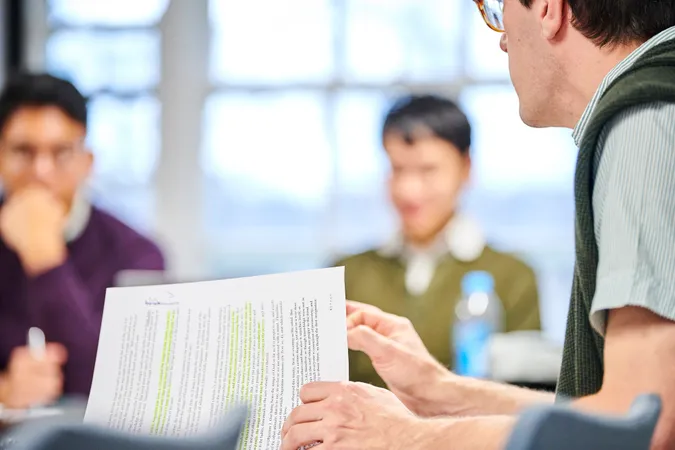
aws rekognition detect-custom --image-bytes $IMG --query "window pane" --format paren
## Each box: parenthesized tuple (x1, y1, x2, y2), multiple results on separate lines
(87, 95, 161, 186)
(202, 91, 331, 205)
(343, 0, 461, 83)
(90, 185, 156, 236)
(459, 85, 575, 343)
(209, 0, 334, 83)
(459, 85, 577, 192)
(48, 0, 168, 26)
(46, 30, 161, 95)
(201, 91, 332, 275)
(466, 9, 510, 80)
(331, 90, 396, 255)
(335, 91, 391, 191)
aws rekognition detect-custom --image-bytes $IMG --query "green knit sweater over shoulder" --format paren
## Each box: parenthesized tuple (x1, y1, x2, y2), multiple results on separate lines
(557, 38, 675, 399)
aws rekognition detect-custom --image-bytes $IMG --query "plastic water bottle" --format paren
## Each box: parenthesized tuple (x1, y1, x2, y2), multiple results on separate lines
(453, 271, 504, 378)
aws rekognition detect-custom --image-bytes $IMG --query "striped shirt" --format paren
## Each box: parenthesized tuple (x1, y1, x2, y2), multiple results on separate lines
(572, 26, 675, 334)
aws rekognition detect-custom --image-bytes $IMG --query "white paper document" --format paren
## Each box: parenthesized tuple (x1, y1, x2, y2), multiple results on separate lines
(84, 267, 348, 448)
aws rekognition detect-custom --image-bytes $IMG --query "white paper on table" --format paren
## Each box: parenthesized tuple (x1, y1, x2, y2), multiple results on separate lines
(84, 267, 348, 449)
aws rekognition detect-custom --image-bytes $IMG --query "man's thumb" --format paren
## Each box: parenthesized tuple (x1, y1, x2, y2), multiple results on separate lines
(348, 325, 401, 365)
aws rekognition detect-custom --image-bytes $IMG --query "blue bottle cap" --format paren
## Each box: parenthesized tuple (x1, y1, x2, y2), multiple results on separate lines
(461, 271, 495, 295)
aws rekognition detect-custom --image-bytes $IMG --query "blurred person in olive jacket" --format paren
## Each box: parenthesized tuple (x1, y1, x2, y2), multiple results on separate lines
(335, 95, 541, 387)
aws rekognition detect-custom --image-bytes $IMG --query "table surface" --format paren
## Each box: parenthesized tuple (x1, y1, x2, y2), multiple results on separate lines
(0, 400, 86, 448)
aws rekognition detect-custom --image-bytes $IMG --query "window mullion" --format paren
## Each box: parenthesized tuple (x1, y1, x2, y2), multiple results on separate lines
(155, 0, 210, 279)
(22, 0, 48, 71)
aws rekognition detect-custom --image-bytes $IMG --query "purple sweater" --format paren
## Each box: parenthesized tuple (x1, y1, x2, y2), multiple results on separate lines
(0, 207, 164, 398)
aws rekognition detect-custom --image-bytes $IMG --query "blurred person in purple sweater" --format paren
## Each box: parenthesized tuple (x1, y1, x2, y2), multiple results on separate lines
(0, 73, 164, 408)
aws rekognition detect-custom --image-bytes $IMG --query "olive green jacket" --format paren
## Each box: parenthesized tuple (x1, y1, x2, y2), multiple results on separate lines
(336, 246, 541, 387)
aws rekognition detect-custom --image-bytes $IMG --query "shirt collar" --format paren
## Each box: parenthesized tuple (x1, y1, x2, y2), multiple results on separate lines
(377, 212, 486, 263)
(64, 191, 91, 243)
(572, 26, 675, 146)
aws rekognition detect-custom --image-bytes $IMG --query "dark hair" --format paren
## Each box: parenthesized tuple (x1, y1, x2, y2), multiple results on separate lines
(382, 94, 471, 155)
(0, 72, 87, 134)
(519, 0, 675, 47)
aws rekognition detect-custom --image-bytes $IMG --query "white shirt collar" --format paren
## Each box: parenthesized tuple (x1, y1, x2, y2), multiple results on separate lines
(64, 192, 91, 243)
(377, 213, 487, 296)
(377, 213, 486, 263)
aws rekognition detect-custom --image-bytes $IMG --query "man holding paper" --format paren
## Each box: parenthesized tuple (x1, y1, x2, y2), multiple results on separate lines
(282, 0, 675, 448)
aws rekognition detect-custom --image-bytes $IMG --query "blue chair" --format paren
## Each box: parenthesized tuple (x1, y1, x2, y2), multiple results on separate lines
(4, 407, 246, 450)
(506, 394, 661, 450)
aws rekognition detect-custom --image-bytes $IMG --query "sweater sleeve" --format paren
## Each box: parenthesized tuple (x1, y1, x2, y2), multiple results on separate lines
(23, 238, 165, 396)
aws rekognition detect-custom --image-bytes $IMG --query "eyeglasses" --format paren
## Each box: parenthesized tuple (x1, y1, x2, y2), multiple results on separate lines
(473, 0, 504, 33)
(0, 141, 85, 173)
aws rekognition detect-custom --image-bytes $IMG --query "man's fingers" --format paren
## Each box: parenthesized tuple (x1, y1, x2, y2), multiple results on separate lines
(346, 308, 401, 334)
(348, 325, 399, 364)
(15, 343, 67, 364)
(45, 343, 68, 364)
(280, 422, 324, 450)
(9, 346, 30, 361)
(346, 309, 373, 330)
(299, 381, 342, 404)
(346, 300, 380, 316)
(281, 402, 327, 437)
(43, 375, 64, 401)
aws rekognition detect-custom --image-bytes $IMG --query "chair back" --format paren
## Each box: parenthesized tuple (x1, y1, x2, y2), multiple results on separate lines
(506, 394, 661, 450)
(9, 407, 247, 450)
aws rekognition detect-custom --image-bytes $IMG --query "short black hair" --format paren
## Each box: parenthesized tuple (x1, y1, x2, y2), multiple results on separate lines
(519, 0, 675, 47)
(382, 94, 471, 155)
(0, 72, 87, 134)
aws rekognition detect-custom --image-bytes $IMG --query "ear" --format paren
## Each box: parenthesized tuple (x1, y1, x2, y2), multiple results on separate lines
(80, 148, 94, 178)
(461, 152, 472, 183)
(539, 0, 565, 40)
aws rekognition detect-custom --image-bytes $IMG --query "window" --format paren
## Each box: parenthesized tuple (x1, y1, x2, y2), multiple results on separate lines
(208, 0, 334, 84)
(43, 0, 165, 232)
(46, 30, 161, 95)
(200, 0, 575, 340)
(32, 0, 575, 341)
(459, 86, 577, 192)
(202, 90, 333, 274)
(47, 0, 168, 26)
(465, 9, 510, 80)
(86, 95, 160, 185)
(460, 86, 576, 341)
(334, 90, 391, 192)
(202, 92, 331, 205)
(330, 90, 397, 254)
(343, 0, 462, 82)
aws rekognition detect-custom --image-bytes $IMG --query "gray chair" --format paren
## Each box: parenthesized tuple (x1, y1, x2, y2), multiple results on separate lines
(3, 407, 246, 450)
(506, 394, 661, 450)
(2, 396, 660, 450)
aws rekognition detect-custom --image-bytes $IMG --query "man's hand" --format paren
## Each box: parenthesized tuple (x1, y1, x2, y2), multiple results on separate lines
(346, 301, 456, 416)
(0, 187, 67, 275)
(281, 381, 430, 450)
(0, 343, 67, 409)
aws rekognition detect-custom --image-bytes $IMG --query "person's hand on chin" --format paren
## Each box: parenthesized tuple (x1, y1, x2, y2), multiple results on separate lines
(281, 381, 427, 450)
(0, 186, 67, 276)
